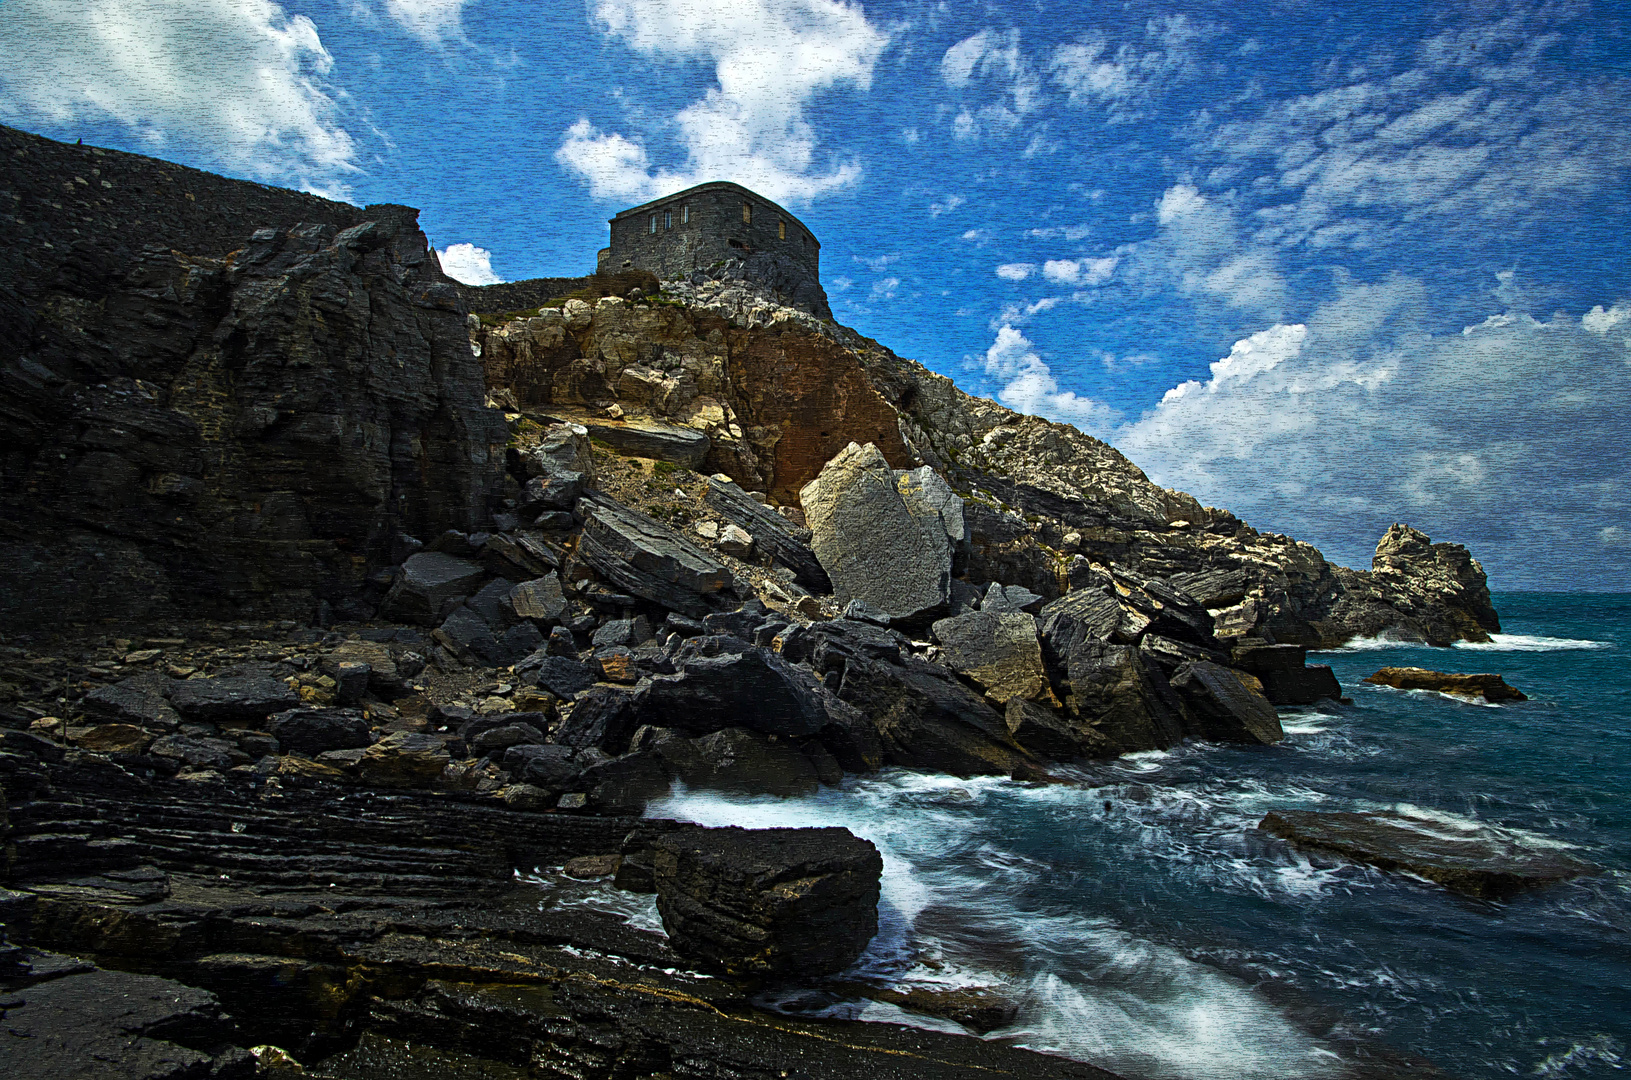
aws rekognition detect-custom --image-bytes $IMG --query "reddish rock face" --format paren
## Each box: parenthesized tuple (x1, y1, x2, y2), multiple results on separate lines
(725, 326, 911, 503)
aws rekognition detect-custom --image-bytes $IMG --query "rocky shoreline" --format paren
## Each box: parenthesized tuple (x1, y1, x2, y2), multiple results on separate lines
(0, 124, 1518, 1076)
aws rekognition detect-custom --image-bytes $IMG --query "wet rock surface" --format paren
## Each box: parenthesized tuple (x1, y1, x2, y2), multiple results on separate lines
(1363, 666, 1527, 702)
(1259, 810, 1598, 898)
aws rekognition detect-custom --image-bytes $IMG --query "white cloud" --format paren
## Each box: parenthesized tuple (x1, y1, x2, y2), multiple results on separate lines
(0, 0, 358, 194)
(929, 194, 966, 217)
(1115, 281, 1631, 585)
(1133, 183, 1287, 317)
(996, 263, 1034, 281)
(938, 27, 1042, 140)
(870, 276, 900, 300)
(437, 242, 503, 285)
(383, 0, 470, 45)
(1583, 302, 1631, 334)
(1049, 14, 1213, 119)
(1042, 256, 1118, 286)
(556, 0, 889, 205)
(1026, 225, 1092, 240)
(983, 325, 1119, 434)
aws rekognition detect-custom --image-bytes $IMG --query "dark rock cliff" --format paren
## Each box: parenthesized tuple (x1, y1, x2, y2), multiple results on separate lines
(0, 125, 506, 629)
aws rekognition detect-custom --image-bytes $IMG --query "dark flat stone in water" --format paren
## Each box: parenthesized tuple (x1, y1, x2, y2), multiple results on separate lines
(1259, 809, 1597, 898)
(1362, 666, 1527, 702)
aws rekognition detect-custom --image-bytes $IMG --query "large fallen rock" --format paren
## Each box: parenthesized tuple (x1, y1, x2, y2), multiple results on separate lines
(652, 825, 883, 978)
(1047, 637, 1186, 754)
(799, 443, 956, 623)
(837, 655, 1044, 778)
(642, 726, 827, 798)
(703, 475, 830, 592)
(576, 494, 732, 617)
(266, 708, 372, 758)
(1259, 809, 1597, 898)
(1363, 667, 1527, 703)
(81, 674, 180, 729)
(379, 551, 488, 624)
(930, 610, 1052, 706)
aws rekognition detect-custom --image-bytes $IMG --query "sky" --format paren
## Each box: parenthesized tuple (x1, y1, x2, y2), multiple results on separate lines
(2, 0, 1629, 590)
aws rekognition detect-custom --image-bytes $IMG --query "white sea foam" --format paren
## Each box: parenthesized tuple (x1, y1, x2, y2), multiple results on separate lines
(650, 777, 1359, 1079)
(1453, 633, 1611, 652)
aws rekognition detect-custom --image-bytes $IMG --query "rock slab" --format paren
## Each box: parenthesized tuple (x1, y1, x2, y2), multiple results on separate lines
(1363, 667, 1527, 703)
(1259, 809, 1597, 898)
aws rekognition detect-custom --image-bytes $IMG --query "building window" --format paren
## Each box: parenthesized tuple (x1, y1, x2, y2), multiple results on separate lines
(649, 215, 657, 235)
(682, 205, 690, 224)
(778, 220, 786, 240)
(742, 201, 752, 224)
(664, 210, 672, 230)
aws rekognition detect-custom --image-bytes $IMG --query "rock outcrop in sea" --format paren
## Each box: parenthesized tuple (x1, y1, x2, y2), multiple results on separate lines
(0, 124, 1512, 1075)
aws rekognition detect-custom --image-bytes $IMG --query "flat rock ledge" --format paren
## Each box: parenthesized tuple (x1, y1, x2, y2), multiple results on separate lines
(1259, 809, 1597, 898)
(654, 825, 883, 979)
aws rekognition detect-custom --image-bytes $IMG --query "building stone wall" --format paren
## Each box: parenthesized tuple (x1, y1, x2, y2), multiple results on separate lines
(604, 182, 830, 318)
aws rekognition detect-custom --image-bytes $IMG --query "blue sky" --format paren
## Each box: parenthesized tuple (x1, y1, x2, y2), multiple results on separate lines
(3, 0, 1629, 589)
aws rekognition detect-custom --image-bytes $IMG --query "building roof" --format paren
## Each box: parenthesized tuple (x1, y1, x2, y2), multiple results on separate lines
(608, 181, 816, 240)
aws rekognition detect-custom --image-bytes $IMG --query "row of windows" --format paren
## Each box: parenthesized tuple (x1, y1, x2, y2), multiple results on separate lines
(644, 200, 793, 241)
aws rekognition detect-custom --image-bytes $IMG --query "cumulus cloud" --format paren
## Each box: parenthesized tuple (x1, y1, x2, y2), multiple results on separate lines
(929, 194, 966, 217)
(1115, 279, 1631, 586)
(1583, 302, 1631, 334)
(983, 325, 1119, 434)
(437, 242, 503, 285)
(556, 0, 889, 204)
(996, 263, 1034, 281)
(0, 0, 358, 194)
(1131, 183, 1287, 317)
(1042, 256, 1117, 286)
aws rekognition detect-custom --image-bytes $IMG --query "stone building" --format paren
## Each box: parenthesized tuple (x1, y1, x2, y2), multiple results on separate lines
(599, 181, 830, 318)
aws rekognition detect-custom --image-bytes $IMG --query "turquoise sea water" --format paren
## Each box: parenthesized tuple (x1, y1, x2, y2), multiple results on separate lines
(646, 592, 1631, 1080)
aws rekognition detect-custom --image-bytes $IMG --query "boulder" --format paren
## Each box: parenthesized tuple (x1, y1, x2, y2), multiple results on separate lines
(516, 652, 596, 698)
(149, 735, 238, 771)
(576, 494, 732, 617)
(355, 731, 450, 787)
(1232, 641, 1344, 705)
(1363, 667, 1527, 703)
(379, 551, 487, 625)
(980, 583, 1045, 614)
(1259, 809, 1598, 898)
(837, 655, 1042, 778)
(799, 442, 954, 624)
(71, 723, 153, 755)
(519, 421, 597, 490)
(469, 722, 546, 756)
(703, 475, 831, 592)
(718, 523, 755, 559)
(930, 610, 1052, 706)
(466, 577, 519, 630)
(266, 708, 372, 757)
(510, 573, 567, 621)
(1170, 660, 1284, 744)
(327, 640, 408, 696)
(167, 675, 298, 725)
(652, 825, 883, 978)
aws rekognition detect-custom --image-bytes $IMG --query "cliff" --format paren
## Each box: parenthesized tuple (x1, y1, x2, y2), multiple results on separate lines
(0, 124, 506, 629)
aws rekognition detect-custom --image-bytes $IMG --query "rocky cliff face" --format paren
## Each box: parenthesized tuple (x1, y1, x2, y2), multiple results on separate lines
(0, 125, 506, 629)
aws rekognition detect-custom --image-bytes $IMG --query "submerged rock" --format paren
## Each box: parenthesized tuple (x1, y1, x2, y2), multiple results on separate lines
(1363, 667, 1527, 703)
(652, 825, 883, 978)
(1259, 809, 1597, 898)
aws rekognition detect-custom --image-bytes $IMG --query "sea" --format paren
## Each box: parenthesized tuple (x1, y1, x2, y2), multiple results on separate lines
(540, 592, 1630, 1080)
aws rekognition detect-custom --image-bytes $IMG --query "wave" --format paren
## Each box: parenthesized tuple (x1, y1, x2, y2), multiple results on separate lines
(1453, 633, 1612, 652)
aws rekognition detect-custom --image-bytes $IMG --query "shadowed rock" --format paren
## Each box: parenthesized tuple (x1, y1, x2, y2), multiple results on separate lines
(931, 609, 1051, 706)
(704, 475, 830, 591)
(1259, 809, 1597, 898)
(380, 551, 488, 625)
(1170, 660, 1284, 745)
(577, 494, 732, 617)
(168, 675, 298, 725)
